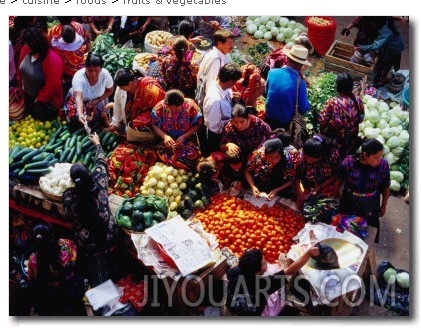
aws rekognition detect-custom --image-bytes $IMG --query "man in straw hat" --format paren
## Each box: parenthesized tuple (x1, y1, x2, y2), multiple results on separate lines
(264, 44, 312, 131)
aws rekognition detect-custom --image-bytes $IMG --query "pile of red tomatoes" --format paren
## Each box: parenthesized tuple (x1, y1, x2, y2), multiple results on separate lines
(194, 193, 305, 263)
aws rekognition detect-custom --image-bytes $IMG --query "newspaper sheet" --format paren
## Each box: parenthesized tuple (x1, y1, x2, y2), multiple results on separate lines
(143, 215, 215, 277)
(287, 222, 368, 304)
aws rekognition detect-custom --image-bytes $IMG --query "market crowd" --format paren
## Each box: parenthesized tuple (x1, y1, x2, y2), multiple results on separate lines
(9, 16, 396, 316)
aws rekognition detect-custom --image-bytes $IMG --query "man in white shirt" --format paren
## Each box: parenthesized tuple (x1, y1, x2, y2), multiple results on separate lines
(202, 63, 242, 156)
(196, 29, 235, 99)
(196, 29, 235, 153)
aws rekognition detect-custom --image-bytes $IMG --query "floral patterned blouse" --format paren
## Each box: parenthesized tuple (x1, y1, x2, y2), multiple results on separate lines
(296, 147, 341, 189)
(221, 115, 273, 158)
(339, 154, 390, 194)
(160, 54, 198, 93)
(318, 95, 364, 152)
(28, 239, 77, 285)
(62, 145, 118, 256)
(126, 77, 165, 123)
(151, 98, 203, 139)
(247, 146, 300, 182)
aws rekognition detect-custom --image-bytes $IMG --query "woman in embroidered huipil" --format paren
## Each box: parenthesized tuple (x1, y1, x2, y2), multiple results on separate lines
(152, 89, 203, 169)
(318, 72, 365, 158)
(336, 138, 390, 243)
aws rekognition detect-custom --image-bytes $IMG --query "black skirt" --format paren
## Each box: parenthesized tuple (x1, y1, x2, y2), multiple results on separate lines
(339, 189, 380, 242)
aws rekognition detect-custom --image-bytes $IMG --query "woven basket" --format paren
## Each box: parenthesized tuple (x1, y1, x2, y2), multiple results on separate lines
(305, 16, 337, 57)
(126, 122, 159, 144)
(9, 87, 25, 120)
(144, 30, 173, 54)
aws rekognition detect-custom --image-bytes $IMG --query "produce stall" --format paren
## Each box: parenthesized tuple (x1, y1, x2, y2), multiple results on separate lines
(9, 16, 410, 316)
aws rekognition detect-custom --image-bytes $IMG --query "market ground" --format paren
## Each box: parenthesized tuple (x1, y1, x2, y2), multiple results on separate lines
(301, 16, 411, 316)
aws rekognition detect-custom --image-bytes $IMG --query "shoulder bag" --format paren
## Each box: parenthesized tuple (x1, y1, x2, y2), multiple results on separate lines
(288, 77, 308, 148)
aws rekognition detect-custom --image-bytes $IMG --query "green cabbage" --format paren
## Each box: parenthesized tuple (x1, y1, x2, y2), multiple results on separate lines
(270, 27, 279, 36)
(378, 101, 390, 113)
(376, 119, 389, 130)
(283, 27, 293, 38)
(389, 116, 402, 127)
(383, 268, 397, 284)
(384, 153, 396, 165)
(366, 110, 381, 124)
(390, 171, 404, 183)
(366, 98, 379, 109)
(263, 31, 273, 40)
(254, 30, 264, 39)
(381, 112, 391, 123)
(364, 127, 380, 139)
(362, 94, 372, 104)
(245, 20, 254, 26)
(390, 180, 401, 192)
(381, 127, 394, 140)
(266, 21, 276, 30)
(396, 272, 409, 288)
(398, 130, 409, 146)
(246, 24, 257, 35)
(279, 17, 289, 28)
(391, 146, 404, 157)
(276, 33, 285, 42)
(260, 16, 270, 25)
(386, 136, 400, 149)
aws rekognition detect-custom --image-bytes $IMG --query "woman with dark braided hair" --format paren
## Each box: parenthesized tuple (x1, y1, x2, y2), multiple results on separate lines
(295, 135, 341, 211)
(318, 72, 365, 158)
(110, 68, 165, 133)
(62, 132, 143, 288)
(160, 35, 198, 98)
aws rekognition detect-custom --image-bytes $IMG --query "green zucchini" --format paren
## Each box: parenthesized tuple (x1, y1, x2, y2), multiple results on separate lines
(48, 159, 59, 167)
(60, 148, 71, 162)
(60, 131, 71, 142)
(82, 152, 93, 165)
(26, 167, 52, 175)
(71, 150, 79, 163)
(9, 145, 22, 158)
(76, 141, 82, 156)
(45, 140, 64, 152)
(13, 147, 34, 160)
(24, 160, 52, 170)
(10, 160, 25, 171)
(22, 148, 43, 162)
(32, 152, 50, 162)
(17, 168, 26, 176)
(68, 135, 78, 148)
(66, 147, 76, 163)
(81, 139, 92, 151)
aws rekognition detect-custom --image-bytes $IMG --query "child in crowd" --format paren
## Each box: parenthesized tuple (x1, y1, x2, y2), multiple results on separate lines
(219, 150, 246, 197)
(196, 157, 221, 197)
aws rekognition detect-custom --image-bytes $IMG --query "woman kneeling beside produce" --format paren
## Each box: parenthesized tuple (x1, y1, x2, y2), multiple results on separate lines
(152, 89, 203, 170)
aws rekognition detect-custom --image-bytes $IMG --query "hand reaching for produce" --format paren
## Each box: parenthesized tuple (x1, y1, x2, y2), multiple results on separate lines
(164, 134, 176, 149)
(89, 132, 100, 146)
(225, 143, 240, 157)
(251, 185, 260, 198)
(175, 135, 186, 147)
(209, 20, 220, 30)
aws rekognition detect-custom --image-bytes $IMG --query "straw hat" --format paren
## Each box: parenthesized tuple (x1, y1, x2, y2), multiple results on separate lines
(284, 44, 312, 66)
